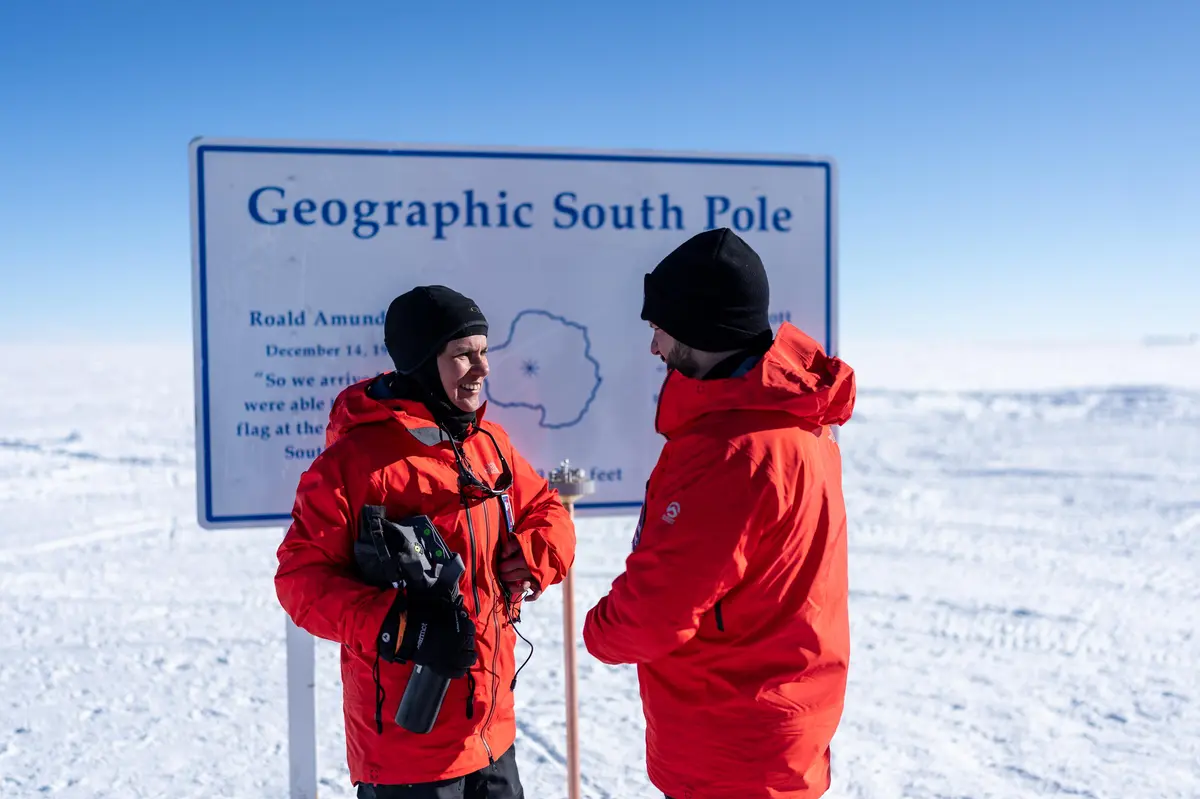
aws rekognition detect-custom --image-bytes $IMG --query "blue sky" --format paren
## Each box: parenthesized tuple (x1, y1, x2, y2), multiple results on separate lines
(1, 0, 1196, 346)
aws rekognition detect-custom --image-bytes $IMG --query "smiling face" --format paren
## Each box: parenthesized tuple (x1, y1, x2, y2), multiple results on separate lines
(437, 334, 489, 412)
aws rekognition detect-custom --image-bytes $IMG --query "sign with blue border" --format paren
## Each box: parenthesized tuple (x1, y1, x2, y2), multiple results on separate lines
(189, 138, 837, 528)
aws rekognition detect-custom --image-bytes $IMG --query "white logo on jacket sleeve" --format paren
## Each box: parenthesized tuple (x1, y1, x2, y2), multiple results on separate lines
(661, 501, 681, 524)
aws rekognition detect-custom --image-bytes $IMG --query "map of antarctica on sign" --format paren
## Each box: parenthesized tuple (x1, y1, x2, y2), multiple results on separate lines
(190, 139, 836, 527)
(485, 309, 601, 429)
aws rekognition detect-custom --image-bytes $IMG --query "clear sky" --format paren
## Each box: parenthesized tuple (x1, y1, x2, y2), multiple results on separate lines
(1, 0, 1196, 346)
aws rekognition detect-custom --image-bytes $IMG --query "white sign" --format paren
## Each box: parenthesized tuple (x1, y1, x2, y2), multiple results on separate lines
(189, 138, 837, 528)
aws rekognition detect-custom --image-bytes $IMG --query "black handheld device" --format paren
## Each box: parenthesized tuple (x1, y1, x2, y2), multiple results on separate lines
(356, 506, 467, 734)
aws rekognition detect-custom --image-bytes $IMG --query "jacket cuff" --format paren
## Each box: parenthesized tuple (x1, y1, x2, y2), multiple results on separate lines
(516, 533, 562, 591)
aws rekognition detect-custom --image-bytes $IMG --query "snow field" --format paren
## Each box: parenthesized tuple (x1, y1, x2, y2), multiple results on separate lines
(1, 342, 1197, 798)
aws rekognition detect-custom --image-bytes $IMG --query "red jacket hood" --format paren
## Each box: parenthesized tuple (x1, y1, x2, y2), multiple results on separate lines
(656, 322, 856, 438)
(325, 376, 490, 447)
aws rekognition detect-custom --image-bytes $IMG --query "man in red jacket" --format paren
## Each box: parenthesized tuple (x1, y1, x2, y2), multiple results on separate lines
(276, 285, 576, 798)
(582, 229, 856, 799)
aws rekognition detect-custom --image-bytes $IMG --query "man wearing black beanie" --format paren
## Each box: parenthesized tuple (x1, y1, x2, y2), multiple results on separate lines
(585, 229, 857, 799)
(639, 227, 776, 380)
(276, 284, 577, 798)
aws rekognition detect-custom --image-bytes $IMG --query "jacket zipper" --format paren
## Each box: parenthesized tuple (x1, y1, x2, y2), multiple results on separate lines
(631, 478, 651, 552)
(479, 498, 499, 764)
(463, 498, 482, 616)
(458, 441, 500, 764)
(462, 501, 492, 761)
(714, 600, 725, 632)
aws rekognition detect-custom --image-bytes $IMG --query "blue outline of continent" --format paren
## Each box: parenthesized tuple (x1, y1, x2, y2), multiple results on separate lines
(483, 309, 602, 429)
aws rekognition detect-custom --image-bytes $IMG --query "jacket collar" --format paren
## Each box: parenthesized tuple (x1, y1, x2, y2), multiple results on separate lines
(654, 323, 856, 439)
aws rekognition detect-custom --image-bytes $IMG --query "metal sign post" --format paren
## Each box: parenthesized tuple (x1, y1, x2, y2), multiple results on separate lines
(547, 460, 594, 799)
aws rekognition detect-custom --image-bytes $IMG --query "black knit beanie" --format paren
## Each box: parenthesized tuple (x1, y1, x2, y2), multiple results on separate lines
(382, 286, 489, 437)
(384, 285, 488, 375)
(640, 228, 771, 352)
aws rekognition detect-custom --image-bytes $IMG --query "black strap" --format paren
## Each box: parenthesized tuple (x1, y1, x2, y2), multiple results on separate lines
(466, 672, 476, 719)
(373, 652, 385, 734)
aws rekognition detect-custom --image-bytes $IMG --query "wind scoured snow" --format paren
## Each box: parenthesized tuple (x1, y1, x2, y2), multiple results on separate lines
(0, 341, 1196, 798)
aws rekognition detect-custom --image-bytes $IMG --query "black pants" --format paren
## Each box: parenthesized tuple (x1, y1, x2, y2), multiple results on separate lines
(356, 744, 523, 799)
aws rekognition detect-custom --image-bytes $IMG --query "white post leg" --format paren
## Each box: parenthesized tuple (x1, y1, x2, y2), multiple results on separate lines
(286, 615, 318, 799)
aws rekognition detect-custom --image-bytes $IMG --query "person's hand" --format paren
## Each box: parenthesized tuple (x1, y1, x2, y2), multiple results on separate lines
(396, 593, 477, 678)
(498, 536, 542, 601)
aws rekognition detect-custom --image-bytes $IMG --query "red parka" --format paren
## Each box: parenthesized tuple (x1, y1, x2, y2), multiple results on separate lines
(275, 378, 575, 785)
(583, 323, 856, 799)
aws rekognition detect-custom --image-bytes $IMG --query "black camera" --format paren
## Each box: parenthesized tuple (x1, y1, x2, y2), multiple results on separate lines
(355, 505, 466, 734)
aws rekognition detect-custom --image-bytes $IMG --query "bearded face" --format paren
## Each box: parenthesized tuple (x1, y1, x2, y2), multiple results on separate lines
(664, 341, 705, 378)
(650, 323, 705, 379)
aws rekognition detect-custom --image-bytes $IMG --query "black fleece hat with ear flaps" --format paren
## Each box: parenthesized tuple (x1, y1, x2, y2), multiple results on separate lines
(641, 227, 772, 352)
(383, 285, 489, 375)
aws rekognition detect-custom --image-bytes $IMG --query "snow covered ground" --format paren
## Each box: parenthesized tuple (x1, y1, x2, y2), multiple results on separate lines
(1, 340, 1198, 798)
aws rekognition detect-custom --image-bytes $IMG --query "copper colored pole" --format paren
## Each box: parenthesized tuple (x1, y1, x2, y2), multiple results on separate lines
(562, 499, 581, 799)
(548, 461, 591, 799)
